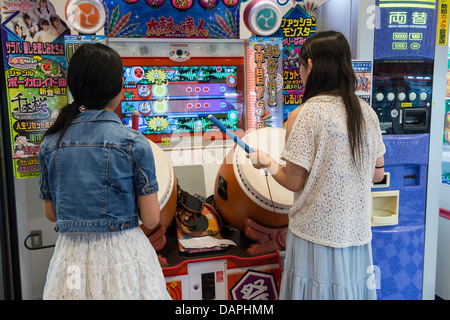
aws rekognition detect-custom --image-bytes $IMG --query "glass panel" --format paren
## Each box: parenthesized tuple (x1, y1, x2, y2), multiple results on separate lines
(0, 112, 6, 300)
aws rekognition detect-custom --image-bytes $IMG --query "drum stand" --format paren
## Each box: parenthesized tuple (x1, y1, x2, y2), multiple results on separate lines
(244, 218, 287, 255)
(147, 226, 168, 266)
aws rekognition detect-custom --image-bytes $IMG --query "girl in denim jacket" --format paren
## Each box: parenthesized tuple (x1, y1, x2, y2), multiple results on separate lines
(39, 43, 171, 300)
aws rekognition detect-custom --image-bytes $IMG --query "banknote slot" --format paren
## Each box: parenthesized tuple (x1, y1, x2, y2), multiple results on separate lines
(402, 108, 428, 130)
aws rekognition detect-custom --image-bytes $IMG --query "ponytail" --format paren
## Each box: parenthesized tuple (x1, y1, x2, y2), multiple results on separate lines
(44, 101, 81, 145)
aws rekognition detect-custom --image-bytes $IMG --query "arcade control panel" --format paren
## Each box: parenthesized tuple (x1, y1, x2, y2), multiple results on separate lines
(371, 60, 433, 134)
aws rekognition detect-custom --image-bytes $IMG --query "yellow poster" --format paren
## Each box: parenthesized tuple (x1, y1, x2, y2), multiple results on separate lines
(438, 0, 450, 45)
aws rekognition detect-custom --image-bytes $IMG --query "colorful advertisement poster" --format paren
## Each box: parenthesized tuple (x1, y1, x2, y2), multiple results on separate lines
(442, 42, 450, 185)
(352, 60, 373, 105)
(102, 0, 240, 39)
(437, 0, 450, 45)
(1, 0, 70, 178)
(246, 37, 283, 130)
(374, 0, 437, 60)
(272, 3, 317, 122)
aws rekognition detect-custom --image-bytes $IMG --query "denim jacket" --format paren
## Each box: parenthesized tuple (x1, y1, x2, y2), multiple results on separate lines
(39, 110, 159, 233)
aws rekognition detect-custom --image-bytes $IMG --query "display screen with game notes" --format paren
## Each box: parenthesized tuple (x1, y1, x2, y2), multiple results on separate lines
(119, 57, 246, 143)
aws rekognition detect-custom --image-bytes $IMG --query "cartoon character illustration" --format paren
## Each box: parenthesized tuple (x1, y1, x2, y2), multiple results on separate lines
(283, 49, 300, 71)
(13, 135, 36, 158)
(124, 67, 145, 83)
(138, 101, 152, 116)
(137, 84, 151, 99)
(40, 58, 61, 77)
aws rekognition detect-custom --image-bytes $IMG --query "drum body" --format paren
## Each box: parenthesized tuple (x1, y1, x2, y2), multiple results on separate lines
(214, 127, 292, 231)
(140, 139, 177, 235)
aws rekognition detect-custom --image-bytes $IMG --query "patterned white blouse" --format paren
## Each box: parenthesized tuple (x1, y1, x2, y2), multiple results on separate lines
(281, 95, 386, 248)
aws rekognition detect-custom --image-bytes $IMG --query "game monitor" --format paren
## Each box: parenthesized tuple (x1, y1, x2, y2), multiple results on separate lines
(118, 56, 246, 143)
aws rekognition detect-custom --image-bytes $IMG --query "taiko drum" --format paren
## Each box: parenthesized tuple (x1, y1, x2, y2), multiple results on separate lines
(214, 127, 292, 231)
(139, 139, 177, 235)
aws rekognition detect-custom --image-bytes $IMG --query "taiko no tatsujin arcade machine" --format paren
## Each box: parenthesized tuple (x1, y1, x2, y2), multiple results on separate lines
(0, 0, 446, 300)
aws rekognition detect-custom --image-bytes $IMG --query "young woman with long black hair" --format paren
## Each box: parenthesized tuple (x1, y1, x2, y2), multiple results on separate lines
(39, 43, 171, 300)
(248, 31, 385, 300)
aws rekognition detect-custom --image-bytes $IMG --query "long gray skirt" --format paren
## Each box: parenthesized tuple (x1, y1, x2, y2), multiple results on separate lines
(280, 230, 377, 300)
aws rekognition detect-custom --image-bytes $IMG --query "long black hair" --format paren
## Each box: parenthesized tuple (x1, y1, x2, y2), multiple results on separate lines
(299, 31, 364, 164)
(44, 43, 123, 144)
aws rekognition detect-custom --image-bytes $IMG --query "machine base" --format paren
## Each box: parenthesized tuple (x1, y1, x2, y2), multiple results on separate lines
(157, 226, 283, 300)
(244, 218, 287, 255)
(147, 226, 168, 266)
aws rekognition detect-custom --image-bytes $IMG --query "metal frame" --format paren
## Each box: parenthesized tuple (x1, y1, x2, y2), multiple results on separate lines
(0, 22, 22, 300)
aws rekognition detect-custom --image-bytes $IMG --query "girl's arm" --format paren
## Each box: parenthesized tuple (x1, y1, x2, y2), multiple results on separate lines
(138, 192, 160, 230)
(43, 200, 57, 222)
(373, 156, 385, 183)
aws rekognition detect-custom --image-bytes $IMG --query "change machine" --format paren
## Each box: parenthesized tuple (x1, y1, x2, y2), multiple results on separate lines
(371, 61, 432, 300)
(369, 0, 443, 300)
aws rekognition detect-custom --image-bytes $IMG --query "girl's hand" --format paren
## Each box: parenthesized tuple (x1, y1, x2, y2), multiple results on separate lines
(246, 148, 274, 171)
(247, 149, 307, 192)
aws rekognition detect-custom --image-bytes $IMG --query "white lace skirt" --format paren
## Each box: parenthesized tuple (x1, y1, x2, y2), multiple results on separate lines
(43, 227, 172, 300)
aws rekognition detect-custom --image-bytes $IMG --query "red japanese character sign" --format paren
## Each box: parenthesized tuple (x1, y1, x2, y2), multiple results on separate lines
(103, 0, 240, 39)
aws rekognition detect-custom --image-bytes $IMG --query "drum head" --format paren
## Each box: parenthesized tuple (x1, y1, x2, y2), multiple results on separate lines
(233, 127, 293, 213)
(148, 139, 174, 209)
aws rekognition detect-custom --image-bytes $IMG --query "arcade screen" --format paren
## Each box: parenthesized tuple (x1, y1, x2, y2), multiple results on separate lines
(119, 57, 245, 143)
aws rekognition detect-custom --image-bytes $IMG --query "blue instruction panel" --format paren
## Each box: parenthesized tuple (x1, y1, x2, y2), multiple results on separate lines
(374, 0, 437, 60)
